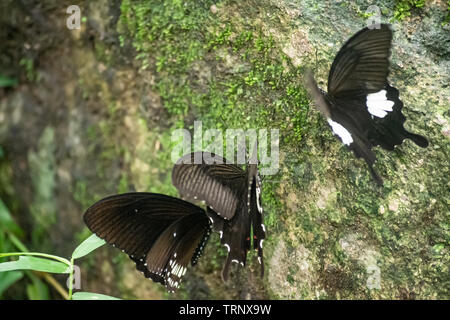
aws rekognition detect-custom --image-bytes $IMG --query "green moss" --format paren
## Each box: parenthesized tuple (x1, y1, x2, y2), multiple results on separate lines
(19, 58, 36, 82)
(393, 0, 426, 21)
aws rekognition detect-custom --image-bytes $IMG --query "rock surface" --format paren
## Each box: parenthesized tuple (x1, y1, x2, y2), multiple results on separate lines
(0, 0, 448, 299)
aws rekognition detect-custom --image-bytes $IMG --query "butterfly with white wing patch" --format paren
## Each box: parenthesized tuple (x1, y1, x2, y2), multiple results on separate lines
(83, 192, 211, 292)
(305, 24, 428, 185)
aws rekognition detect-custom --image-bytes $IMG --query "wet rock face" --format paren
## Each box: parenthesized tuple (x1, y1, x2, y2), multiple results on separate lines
(0, 0, 448, 299)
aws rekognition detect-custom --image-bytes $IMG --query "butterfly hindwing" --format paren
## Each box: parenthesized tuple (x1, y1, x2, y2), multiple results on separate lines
(369, 83, 429, 150)
(83, 192, 210, 291)
(249, 173, 265, 277)
(145, 211, 211, 291)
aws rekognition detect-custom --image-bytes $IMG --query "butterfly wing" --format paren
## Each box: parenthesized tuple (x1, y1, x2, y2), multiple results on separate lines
(173, 153, 266, 281)
(205, 166, 265, 281)
(325, 94, 383, 184)
(328, 82, 428, 184)
(172, 152, 247, 220)
(368, 84, 429, 150)
(308, 24, 428, 184)
(144, 210, 211, 291)
(249, 173, 265, 277)
(83, 192, 211, 292)
(206, 206, 251, 281)
(327, 24, 392, 98)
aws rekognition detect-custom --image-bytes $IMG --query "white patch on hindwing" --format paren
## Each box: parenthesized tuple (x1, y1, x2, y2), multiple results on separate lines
(327, 118, 353, 145)
(366, 89, 394, 118)
(255, 185, 263, 214)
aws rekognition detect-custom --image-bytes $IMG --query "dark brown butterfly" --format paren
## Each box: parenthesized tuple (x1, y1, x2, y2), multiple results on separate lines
(83, 192, 211, 292)
(305, 24, 428, 185)
(172, 151, 265, 281)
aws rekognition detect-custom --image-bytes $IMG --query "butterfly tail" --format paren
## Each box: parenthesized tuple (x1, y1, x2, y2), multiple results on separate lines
(368, 164, 383, 186)
(405, 131, 429, 148)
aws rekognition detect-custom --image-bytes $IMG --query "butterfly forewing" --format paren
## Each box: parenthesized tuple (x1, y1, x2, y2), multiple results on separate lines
(327, 24, 392, 97)
(172, 152, 247, 220)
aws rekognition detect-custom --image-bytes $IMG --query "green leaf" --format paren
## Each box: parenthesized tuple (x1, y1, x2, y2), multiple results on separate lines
(0, 199, 23, 235)
(26, 274, 50, 300)
(72, 234, 106, 259)
(0, 271, 23, 297)
(0, 75, 18, 88)
(72, 292, 121, 300)
(0, 256, 70, 274)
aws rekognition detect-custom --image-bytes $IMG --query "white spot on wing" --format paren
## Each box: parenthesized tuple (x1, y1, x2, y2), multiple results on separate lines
(224, 244, 230, 252)
(256, 186, 263, 213)
(366, 90, 394, 118)
(327, 118, 353, 145)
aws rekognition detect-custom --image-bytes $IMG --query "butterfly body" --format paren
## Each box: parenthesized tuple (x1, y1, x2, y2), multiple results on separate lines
(306, 24, 428, 184)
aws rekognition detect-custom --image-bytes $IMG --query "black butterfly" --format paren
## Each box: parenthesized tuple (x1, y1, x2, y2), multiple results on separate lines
(172, 151, 265, 281)
(305, 24, 428, 185)
(83, 192, 211, 292)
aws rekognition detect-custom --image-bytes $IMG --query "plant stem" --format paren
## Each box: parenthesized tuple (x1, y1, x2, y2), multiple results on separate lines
(0, 252, 71, 267)
(41, 273, 70, 300)
(68, 257, 74, 300)
(7, 233, 28, 252)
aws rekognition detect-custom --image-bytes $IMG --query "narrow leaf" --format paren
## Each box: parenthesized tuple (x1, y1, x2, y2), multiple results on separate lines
(0, 271, 23, 297)
(72, 292, 121, 300)
(72, 234, 106, 259)
(0, 199, 23, 235)
(26, 275, 50, 300)
(0, 256, 70, 274)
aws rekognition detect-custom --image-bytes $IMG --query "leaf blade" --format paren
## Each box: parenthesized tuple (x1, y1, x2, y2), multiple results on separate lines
(0, 198, 23, 235)
(72, 292, 121, 300)
(71, 234, 106, 259)
(0, 271, 24, 297)
(0, 256, 70, 274)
